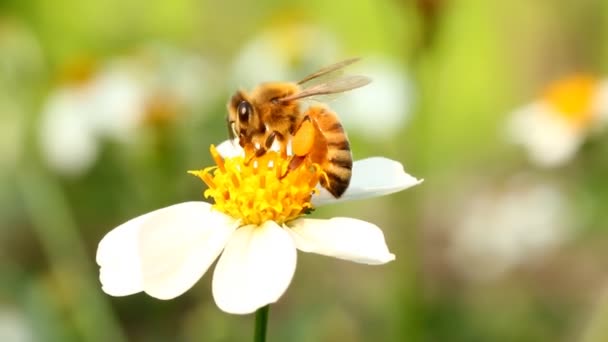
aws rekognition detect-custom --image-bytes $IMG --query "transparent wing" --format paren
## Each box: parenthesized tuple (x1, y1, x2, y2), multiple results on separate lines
(280, 75, 372, 102)
(300, 92, 344, 104)
(297, 57, 361, 85)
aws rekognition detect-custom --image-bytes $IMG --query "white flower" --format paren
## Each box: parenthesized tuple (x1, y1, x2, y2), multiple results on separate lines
(0, 307, 31, 342)
(39, 84, 105, 176)
(230, 23, 340, 89)
(447, 176, 572, 281)
(97, 141, 422, 314)
(332, 57, 414, 139)
(507, 74, 608, 167)
(38, 45, 214, 176)
(38, 65, 146, 176)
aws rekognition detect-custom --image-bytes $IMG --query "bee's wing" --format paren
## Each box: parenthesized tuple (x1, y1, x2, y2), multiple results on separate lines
(297, 57, 361, 85)
(280, 75, 371, 102)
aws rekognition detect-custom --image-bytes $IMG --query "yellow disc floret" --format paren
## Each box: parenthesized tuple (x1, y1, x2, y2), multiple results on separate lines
(189, 145, 325, 226)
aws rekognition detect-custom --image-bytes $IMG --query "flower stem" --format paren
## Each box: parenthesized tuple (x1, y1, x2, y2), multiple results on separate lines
(254, 305, 270, 342)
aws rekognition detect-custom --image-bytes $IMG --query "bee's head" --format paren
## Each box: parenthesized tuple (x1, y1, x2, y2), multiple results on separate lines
(227, 90, 259, 145)
(227, 83, 300, 144)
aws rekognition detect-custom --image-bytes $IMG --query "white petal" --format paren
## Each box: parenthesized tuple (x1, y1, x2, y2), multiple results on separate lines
(288, 217, 395, 265)
(97, 211, 151, 296)
(138, 202, 238, 300)
(507, 102, 583, 167)
(96, 201, 238, 299)
(212, 222, 297, 314)
(216, 139, 244, 158)
(312, 157, 423, 206)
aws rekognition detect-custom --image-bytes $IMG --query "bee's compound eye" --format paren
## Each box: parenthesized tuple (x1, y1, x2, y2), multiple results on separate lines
(237, 101, 252, 123)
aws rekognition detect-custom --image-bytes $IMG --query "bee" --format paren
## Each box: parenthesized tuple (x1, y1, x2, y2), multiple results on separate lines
(227, 58, 371, 198)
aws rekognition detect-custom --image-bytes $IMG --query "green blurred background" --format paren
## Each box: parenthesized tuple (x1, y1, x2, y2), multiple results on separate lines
(2, 0, 608, 341)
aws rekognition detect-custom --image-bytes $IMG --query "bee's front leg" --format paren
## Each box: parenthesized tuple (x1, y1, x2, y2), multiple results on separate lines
(239, 134, 258, 165)
(255, 131, 285, 157)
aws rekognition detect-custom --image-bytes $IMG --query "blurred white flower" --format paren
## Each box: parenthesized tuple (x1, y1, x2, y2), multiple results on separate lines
(332, 57, 414, 139)
(0, 307, 31, 342)
(39, 85, 102, 176)
(86, 64, 147, 141)
(97, 141, 422, 314)
(39, 45, 215, 176)
(447, 176, 573, 281)
(230, 23, 340, 89)
(129, 44, 219, 112)
(507, 75, 608, 167)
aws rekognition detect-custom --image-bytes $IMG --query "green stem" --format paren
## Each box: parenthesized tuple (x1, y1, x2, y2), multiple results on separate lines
(254, 305, 270, 342)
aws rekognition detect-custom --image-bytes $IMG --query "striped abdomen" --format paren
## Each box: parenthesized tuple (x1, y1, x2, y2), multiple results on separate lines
(305, 106, 353, 198)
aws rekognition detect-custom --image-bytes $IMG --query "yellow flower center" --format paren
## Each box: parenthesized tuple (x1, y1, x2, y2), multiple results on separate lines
(189, 145, 326, 226)
(542, 74, 598, 128)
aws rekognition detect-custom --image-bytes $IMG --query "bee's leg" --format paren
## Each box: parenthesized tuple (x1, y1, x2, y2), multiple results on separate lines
(255, 147, 267, 158)
(264, 131, 285, 153)
(264, 131, 288, 158)
(264, 131, 277, 151)
(291, 116, 315, 157)
(251, 130, 282, 158)
(243, 147, 256, 165)
(240, 134, 257, 165)
(281, 116, 315, 178)
(281, 155, 306, 179)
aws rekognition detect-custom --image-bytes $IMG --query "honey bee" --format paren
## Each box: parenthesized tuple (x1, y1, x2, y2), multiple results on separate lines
(227, 58, 371, 198)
